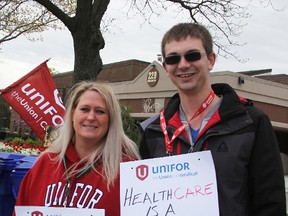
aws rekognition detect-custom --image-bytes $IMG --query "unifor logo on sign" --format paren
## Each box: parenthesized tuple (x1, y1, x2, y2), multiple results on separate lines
(31, 211, 43, 216)
(136, 164, 149, 181)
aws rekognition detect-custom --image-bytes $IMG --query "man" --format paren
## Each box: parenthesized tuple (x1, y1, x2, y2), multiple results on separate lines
(139, 23, 286, 215)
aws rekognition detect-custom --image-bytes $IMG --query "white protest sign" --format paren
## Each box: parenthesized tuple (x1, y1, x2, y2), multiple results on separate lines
(120, 151, 219, 216)
(15, 206, 105, 216)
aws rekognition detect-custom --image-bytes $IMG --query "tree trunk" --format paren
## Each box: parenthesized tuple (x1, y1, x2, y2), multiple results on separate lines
(71, 0, 108, 84)
(32, 0, 109, 84)
(72, 28, 104, 84)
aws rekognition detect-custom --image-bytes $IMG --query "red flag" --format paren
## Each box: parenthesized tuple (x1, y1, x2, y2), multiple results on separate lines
(1, 60, 65, 140)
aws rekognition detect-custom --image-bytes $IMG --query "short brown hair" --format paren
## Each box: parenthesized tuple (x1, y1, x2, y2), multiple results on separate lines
(161, 23, 213, 57)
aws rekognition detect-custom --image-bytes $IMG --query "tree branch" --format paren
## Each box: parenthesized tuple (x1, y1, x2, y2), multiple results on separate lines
(33, 0, 74, 31)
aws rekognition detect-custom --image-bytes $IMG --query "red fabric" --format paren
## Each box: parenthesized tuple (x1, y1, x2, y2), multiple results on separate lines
(1, 60, 65, 140)
(14, 145, 122, 216)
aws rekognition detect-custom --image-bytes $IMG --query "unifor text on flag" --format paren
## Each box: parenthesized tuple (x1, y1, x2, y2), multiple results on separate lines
(1, 60, 65, 141)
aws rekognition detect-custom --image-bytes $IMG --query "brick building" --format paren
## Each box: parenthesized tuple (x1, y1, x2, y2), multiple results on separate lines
(54, 59, 150, 102)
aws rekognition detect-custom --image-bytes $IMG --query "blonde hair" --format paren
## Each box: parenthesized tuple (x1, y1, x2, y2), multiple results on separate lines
(43, 81, 140, 187)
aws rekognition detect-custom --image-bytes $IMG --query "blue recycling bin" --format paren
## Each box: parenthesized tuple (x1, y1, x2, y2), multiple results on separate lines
(0, 152, 26, 216)
(11, 155, 38, 199)
(19, 155, 38, 164)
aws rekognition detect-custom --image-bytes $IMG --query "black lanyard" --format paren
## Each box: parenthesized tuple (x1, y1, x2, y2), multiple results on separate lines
(62, 157, 97, 207)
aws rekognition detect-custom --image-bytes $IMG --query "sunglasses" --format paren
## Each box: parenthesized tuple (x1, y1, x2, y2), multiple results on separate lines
(164, 51, 206, 65)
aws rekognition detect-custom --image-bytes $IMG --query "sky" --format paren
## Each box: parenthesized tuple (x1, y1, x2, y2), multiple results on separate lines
(0, 0, 288, 89)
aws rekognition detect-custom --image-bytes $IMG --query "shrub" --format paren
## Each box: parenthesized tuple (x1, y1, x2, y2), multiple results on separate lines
(121, 105, 142, 146)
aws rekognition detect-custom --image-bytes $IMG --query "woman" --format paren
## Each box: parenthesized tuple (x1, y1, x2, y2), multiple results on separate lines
(14, 81, 140, 215)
